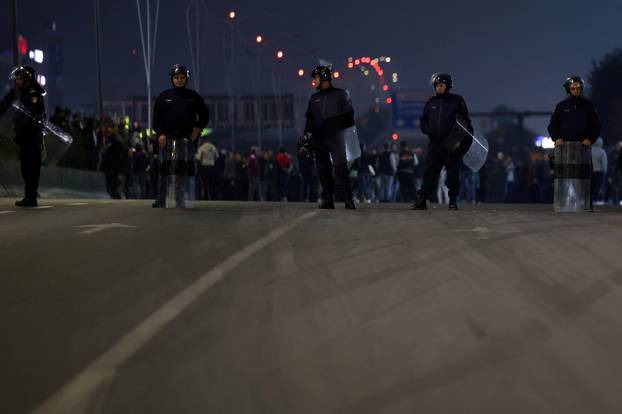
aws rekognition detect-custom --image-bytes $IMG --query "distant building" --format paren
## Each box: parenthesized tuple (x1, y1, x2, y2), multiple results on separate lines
(103, 94, 310, 150)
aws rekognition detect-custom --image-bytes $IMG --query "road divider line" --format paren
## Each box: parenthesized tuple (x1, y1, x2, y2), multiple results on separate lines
(68, 202, 89, 206)
(30, 210, 317, 414)
(0, 211, 16, 215)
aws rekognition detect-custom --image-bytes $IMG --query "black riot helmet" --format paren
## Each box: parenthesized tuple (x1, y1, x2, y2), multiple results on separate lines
(563, 75, 585, 94)
(311, 66, 332, 83)
(431, 73, 453, 91)
(9, 65, 36, 82)
(169, 64, 189, 87)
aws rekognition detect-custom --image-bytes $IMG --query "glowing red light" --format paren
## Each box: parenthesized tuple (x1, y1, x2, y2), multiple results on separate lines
(386, 97, 393, 104)
(354, 59, 360, 65)
(382, 85, 389, 91)
(18, 36, 27, 56)
(392, 133, 399, 140)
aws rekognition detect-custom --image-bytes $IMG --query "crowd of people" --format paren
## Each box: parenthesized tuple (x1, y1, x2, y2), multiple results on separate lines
(39, 105, 622, 206)
(1, 65, 616, 208)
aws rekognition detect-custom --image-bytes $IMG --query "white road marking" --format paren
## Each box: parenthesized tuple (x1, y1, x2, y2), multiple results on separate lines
(68, 202, 89, 206)
(31, 211, 317, 414)
(0, 211, 16, 215)
(31, 205, 54, 210)
(74, 223, 138, 235)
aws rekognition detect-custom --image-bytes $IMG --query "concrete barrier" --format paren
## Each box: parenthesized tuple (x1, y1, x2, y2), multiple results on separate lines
(0, 160, 109, 199)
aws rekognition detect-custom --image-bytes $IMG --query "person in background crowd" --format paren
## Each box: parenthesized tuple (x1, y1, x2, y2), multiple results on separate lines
(196, 137, 218, 200)
(247, 147, 261, 201)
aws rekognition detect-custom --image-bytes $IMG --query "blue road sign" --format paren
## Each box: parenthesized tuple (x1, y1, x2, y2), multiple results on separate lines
(391, 91, 429, 130)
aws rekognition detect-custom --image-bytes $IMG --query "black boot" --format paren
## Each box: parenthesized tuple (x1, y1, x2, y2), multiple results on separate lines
(318, 198, 335, 209)
(15, 197, 37, 208)
(412, 195, 427, 210)
(345, 200, 356, 210)
(449, 198, 458, 210)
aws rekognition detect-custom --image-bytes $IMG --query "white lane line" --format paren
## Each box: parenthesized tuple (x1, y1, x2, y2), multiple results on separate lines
(68, 202, 89, 206)
(74, 223, 138, 235)
(0, 211, 16, 215)
(31, 210, 317, 414)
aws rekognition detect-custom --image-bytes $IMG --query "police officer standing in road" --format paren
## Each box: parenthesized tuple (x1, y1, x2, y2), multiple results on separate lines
(548, 76, 600, 150)
(413, 73, 473, 211)
(0, 66, 46, 207)
(152, 64, 209, 207)
(303, 65, 356, 210)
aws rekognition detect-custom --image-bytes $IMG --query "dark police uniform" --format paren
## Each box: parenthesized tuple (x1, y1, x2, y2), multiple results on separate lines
(547, 96, 601, 144)
(419, 92, 473, 203)
(304, 86, 355, 205)
(152, 86, 209, 206)
(0, 82, 46, 205)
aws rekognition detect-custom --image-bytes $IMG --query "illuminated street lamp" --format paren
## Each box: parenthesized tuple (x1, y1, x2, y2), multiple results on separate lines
(228, 11, 236, 19)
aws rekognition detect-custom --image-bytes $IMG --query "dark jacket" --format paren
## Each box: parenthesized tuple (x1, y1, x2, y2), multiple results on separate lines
(420, 92, 472, 142)
(259, 157, 275, 180)
(0, 82, 46, 147)
(547, 96, 601, 143)
(153, 87, 209, 139)
(304, 86, 355, 137)
(398, 150, 416, 175)
(378, 151, 394, 175)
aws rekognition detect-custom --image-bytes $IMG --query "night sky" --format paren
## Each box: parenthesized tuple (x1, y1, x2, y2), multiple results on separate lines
(1, 0, 621, 134)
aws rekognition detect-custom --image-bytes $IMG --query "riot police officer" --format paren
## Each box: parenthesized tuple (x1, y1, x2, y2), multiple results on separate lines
(413, 73, 473, 210)
(304, 65, 356, 209)
(548, 76, 600, 149)
(0, 66, 45, 207)
(152, 64, 209, 207)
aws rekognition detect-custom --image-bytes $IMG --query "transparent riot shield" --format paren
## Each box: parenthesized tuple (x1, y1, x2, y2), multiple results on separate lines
(41, 121, 73, 165)
(0, 101, 72, 165)
(554, 142, 591, 212)
(446, 118, 489, 172)
(341, 125, 361, 163)
(0, 101, 27, 142)
(164, 138, 196, 209)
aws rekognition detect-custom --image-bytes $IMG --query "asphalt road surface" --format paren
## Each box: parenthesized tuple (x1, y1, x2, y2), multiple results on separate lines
(2, 199, 622, 414)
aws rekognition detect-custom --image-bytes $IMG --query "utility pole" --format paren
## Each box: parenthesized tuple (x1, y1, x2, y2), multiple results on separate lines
(94, 0, 104, 122)
(12, 0, 19, 66)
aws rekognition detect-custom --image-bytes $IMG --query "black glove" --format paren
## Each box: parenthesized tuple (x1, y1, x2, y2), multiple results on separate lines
(297, 133, 313, 159)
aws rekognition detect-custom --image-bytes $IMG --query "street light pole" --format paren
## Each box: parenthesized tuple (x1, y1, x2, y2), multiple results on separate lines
(228, 11, 236, 151)
(136, 0, 160, 135)
(256, 35, 263, 149)
(11, 0, 19, 67)
(94, 0, 104, 123)
(186, 0, 208, 92)
(272, 50, 284, 147)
